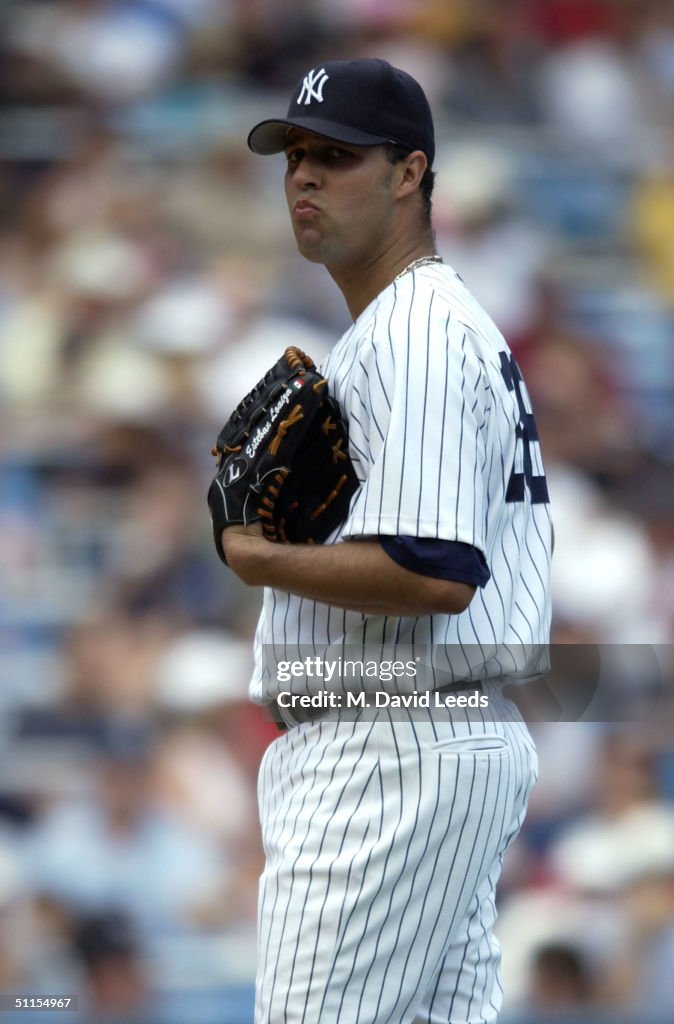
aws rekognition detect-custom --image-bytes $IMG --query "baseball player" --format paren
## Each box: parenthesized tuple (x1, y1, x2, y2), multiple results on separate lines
(220, 58, 552, 1024)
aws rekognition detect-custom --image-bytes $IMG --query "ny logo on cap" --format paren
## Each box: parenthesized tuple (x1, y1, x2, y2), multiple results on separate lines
(297, 67, 329, 105)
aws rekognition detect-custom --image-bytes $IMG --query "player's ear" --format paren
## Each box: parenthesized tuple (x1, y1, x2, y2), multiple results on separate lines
(395, 151, 427, 199)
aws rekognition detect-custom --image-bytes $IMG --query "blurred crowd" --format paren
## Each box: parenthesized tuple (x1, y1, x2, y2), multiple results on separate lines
(0, 0, 673, 1021)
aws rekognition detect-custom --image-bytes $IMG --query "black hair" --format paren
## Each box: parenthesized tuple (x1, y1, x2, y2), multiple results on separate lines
(73, 910, 139, 967)
(385, 144, 435, 222)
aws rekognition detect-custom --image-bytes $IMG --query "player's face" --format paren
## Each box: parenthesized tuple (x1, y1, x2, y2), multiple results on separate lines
(283, 129, 398, 268)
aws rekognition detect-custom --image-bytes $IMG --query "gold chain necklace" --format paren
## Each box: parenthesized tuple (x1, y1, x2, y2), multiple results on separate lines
(393, 254, 443, 283)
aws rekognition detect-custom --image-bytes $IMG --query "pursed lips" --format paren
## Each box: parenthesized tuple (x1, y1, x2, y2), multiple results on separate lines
(293, 199, 321, 218)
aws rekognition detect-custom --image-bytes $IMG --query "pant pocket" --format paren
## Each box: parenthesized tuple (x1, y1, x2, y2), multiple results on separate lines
(429, 733, 510, 755)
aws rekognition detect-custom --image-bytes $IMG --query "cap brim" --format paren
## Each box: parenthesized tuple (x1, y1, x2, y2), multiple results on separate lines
(247, 117, 391, 155)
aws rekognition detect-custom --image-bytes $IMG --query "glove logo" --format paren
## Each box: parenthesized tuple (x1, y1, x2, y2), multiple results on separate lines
(224, 457, 247, 488)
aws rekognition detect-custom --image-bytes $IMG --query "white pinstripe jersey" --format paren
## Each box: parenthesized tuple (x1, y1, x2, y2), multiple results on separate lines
(250, 262, 552, 701)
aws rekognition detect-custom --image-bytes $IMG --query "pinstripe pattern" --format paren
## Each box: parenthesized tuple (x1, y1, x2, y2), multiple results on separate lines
(256, 710, 537, 1024)
(250, 263, 551, 699)
(250, 261, 550, 1023)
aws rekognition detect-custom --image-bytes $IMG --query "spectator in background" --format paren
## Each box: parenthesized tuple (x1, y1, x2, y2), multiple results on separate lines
(72, 910, 151, 1024)
(618, 831, 674, 1017)
(630, 167, 674, 307)
(4, 0, 190, 106)
(548, 735, 674, 1015)
(524, 332, 635, 481)
(152, 629, 268, 930)
(108, 460, 232, 623)
(551, 731, 664, 874)
(545, 465, 662, 642)
(497, 726, 674, 1013)
(525, 942, 596, 1017)
(60, 614, 169, 721)
(533, 0, 664, 163)
(433, 140, 551, 346)
(496, 869, 624, 1019)
(22, 723, 225, 941)
(9, 608, 173, 730)
(441, 0, 543, 123)
(610, 460, 674, 641)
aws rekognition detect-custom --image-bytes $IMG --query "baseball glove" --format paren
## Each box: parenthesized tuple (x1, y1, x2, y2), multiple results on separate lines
(207, 347, 359, 565)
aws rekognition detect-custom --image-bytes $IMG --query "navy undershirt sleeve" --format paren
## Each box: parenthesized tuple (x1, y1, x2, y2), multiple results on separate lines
(379, 536, 491, 588)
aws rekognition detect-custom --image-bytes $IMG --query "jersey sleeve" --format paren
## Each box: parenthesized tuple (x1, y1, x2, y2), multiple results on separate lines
(340, 292, 491, 554)
(379, 536, 491, 587)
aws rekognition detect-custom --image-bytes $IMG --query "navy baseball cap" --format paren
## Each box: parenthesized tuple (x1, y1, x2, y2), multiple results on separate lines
(247, 58, 435, 166)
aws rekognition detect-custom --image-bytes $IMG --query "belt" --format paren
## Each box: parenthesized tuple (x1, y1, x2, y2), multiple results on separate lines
(268, 681, 484, 731)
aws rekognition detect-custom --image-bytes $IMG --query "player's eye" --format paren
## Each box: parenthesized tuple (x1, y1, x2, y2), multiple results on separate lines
(327, 147, 354, 161)
(285, 148, 304, 167)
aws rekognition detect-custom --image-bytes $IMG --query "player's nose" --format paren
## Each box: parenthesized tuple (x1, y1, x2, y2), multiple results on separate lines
(288, 154, 322, 190)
